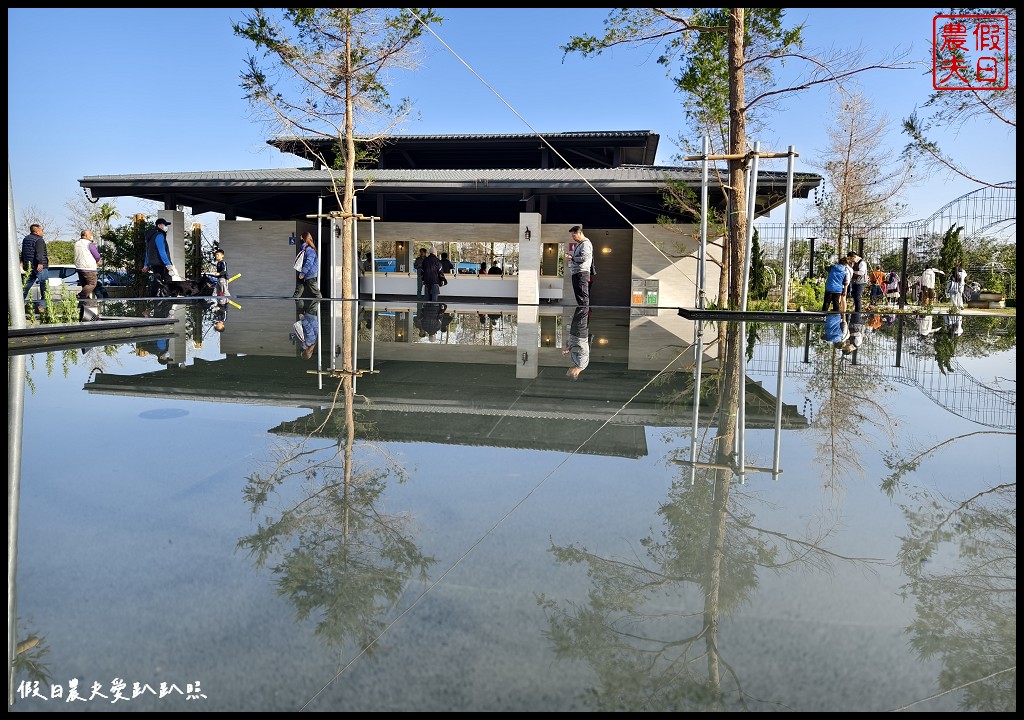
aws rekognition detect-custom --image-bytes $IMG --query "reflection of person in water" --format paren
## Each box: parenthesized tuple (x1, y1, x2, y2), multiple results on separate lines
(823, 312, 849, 347)
(419, 302, 446, 342)
(291, 299, 319, 359)
(840, 311, 866, 356)
(135, 335, 173, 365)
(136, 299, 177, 364)
(212, 298, 228, 333)
(917, 313, 942, 338)
(944, 312, 963, 338)
(562, 306, 591, 380)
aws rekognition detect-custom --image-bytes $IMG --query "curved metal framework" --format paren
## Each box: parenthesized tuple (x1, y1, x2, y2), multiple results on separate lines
(757, 181, 1016, 278)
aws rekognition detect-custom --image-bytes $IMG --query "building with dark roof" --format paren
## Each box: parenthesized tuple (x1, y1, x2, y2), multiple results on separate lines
(79, 131, 821, 305)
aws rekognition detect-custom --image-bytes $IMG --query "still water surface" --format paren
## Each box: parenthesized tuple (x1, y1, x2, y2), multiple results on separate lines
(9, 299, 1016, 711)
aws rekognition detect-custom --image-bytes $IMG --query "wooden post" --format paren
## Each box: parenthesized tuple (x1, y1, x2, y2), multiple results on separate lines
(191, 223, 203, 280)
(133, 214, 148, 294)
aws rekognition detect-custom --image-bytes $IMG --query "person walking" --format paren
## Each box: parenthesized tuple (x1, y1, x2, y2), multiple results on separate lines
(74, 229, 102, 319)
(946, 263, 967, 313)
(821, 256, 849, 312)
(564, 225, 593, 306)
(420, 247, 444, 302)
(414, 247, 428, 300)
(21, 222, 50, 313)
(292, 231, 323, 299)
(920, 264, 944, 311)
(142, 218, 177, 297)
(74, 230, 101, 299)
(20, 223, 49, 312)
(846, 251, 869, 313)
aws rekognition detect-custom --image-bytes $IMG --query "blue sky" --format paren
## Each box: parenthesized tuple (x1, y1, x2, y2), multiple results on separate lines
(8, 8, 1015, 240)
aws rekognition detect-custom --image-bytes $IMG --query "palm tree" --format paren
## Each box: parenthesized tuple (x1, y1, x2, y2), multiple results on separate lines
(89, 202, 120, 234)
(88, 202, 121, 267)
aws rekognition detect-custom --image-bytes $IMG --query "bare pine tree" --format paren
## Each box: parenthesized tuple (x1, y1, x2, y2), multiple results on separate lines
(564, 8, 912, 308)
(808, 88, 915, 254)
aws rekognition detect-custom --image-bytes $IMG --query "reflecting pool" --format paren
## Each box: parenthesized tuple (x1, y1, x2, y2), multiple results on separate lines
(9, 299, 1016, 712)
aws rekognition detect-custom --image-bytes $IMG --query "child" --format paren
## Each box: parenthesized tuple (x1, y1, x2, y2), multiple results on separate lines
(214, 249, 230, 296)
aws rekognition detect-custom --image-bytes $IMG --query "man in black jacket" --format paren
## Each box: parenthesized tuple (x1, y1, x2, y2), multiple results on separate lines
(20, 223, 49, 310)
(142, 218, 177, 297)
(420, 247, 444, 302)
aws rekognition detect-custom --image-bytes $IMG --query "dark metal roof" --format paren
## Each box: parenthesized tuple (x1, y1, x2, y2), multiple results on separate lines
(78, 130, 821, 223)
(271, 129, 661, 142)
(268, 130, 663, 169)
(81, 165, 821, 188)
(80, 166, 820, 223)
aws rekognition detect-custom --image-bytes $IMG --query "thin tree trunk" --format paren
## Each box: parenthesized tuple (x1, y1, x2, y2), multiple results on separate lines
(727, 8, 747, 308)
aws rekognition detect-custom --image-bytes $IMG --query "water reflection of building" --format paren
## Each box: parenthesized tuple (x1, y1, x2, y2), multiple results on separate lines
(84, 304, 808, 460)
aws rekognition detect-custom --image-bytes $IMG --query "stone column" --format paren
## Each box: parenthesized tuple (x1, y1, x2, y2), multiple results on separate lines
(517, 212, 541, 305)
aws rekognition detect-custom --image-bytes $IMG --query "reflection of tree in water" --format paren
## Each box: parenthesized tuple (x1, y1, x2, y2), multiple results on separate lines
(11, 620, 52, 701)
(22, 345, 121, 392)
(884, 432, 1016, 711)
(538, 323, 882, 710)
(802, 322, 898, 493)
(238, 306, 434, 655)
(932, 327, 958, 375)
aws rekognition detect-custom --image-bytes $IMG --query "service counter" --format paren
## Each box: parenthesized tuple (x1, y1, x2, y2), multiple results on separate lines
(359, 272, 563, 301)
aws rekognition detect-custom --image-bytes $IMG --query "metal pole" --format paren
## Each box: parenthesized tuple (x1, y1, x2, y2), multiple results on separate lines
(8, 161, 26, 329)
(780, 146, 796, 313)
(370, 216, 377, 300)
(317, 195, 326, 297)
(807, 238, 816, 281)
(8, 353, 26, 705)
(899, 237, 910, 310)
(689, 319, 705, 485)
(738, 319, 746, 483)
(772, 323, 787, 478)
(353, 194, 359, 302)
(740, 142, 760, 311)
(698, 135, 709, 309)
(369, 301, 377, 372)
